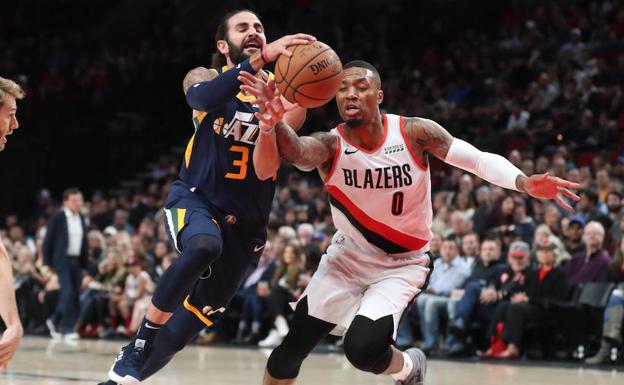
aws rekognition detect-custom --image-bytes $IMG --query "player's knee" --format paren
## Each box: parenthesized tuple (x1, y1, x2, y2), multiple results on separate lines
(184, 234, 222, 267)
(343, 316, 393, 374)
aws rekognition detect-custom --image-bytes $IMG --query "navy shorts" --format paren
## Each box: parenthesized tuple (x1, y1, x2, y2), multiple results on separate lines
(163, 181, 267, 326)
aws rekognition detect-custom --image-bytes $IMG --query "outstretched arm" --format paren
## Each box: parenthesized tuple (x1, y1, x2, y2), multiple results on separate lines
(0, 240, 23, 370)
(403, 117, 580, 210)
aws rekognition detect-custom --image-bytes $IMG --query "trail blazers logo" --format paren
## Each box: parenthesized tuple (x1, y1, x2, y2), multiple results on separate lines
(384, 144, 405, 155)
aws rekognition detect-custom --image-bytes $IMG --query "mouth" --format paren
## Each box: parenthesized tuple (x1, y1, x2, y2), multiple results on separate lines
(344, 103, 361, 118)
(243, 38, 263, 50)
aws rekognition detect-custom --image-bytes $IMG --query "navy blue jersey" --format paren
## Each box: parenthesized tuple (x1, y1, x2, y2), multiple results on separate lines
(178, 66, 275, 225)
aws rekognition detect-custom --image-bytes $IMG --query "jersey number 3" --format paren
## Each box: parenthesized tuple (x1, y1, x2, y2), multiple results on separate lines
(225, 145, 249, 180)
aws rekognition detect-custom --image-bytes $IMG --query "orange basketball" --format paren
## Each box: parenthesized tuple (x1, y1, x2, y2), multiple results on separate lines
(274, 41, 343, 108)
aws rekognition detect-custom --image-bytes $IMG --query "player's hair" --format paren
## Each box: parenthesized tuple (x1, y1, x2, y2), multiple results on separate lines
(343, 60, 381, 83)
(210, 9, 262, 69)
(62, 187, 82, 201)
(0, 76, 25, 108)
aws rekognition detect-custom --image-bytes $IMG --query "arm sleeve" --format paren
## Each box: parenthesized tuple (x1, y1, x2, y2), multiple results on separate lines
(185, 59, 255, 111)
(444, 138, 525, 191)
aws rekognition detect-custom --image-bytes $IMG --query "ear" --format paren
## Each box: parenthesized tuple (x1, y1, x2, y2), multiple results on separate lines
(217, 40, 229, 55)
(377, 89, 384, 105)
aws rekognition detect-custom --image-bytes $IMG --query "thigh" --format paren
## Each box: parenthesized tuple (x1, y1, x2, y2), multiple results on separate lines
(163, 194, 221, 254)
(183, 227, 265, 326)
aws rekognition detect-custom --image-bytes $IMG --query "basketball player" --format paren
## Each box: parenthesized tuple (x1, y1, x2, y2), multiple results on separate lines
(0, 76, 25, 370)
(239, 61, 579, 385)
(101, 10, 315, 385)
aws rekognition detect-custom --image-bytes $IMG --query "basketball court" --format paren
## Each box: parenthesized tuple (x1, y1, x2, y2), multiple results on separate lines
(0, 336, 621, 384)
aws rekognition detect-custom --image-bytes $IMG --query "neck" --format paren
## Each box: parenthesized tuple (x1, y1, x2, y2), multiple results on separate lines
(586, 245, 599, 255)
(541, 263, 554, 269)
(342, 112, 384, 151)
(65, 206, 76, 214)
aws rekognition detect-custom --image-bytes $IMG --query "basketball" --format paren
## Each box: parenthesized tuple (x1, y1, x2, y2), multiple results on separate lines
(274, 41, 343, 108)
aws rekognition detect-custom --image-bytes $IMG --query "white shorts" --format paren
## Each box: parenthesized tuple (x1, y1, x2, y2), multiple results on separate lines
(296, 231, 431, 338)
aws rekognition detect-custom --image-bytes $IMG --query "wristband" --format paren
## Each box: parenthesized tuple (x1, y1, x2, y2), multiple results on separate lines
(261, 46, 270, 64)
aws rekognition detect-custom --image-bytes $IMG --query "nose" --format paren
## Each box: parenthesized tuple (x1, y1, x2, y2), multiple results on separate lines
(10, 116, 19, 130)
(345, 88, 358, 100)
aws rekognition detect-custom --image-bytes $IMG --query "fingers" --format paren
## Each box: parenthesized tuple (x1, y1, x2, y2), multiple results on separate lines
(559, 187, 580, 201)
(288, 38, 317, 47)
(279, 47, 293, 57)
(553, 195, 574, 212)
(237, 71, 256, 84)
(554, 178, 580, 189)
(291, 33, 316, 41)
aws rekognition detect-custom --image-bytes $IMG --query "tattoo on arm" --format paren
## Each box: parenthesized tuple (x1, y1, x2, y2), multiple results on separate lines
(404, 117, 454, 160)
(182, 67, 218, 95)
(275, 122, 335, 172)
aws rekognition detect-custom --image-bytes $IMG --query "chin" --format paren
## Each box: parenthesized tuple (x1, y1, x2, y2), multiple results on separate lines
(345, 118, 363, 128)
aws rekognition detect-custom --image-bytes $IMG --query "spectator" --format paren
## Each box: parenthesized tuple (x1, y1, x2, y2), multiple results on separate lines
(564, 215, 586, 255)
(484, 236, 569, 359)
(460, 232, 480, 271)
(110, 256, 152, 335)
(565, 221, 611, 286)
(412, 238, 469, 352)
(576, 189, 612, 231)
(585, 236, 624, 364)
(235, 242, 277, 344)
(42, 188, 87, 341)
(258, 243, 305, 347)
(447, 240, 532, 354)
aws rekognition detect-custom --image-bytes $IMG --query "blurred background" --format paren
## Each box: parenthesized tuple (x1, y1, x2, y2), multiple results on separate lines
(1, 0, 624, 365)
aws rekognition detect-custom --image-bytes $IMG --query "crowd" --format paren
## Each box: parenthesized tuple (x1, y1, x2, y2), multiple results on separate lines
(1, 0, 624, 366)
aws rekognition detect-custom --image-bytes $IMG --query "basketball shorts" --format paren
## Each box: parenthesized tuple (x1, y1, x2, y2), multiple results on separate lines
(297, 231, 431, 339)
(163, 180, 267, 326)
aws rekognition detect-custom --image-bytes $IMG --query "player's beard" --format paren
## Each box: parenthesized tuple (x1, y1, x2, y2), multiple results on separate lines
(345, 118, 363, 128)
(227, 38, 250, 66)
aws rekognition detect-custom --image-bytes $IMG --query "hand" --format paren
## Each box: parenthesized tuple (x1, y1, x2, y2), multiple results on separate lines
(238, 71, 277, 104)
(522, 173, 580, 211)
(479, 288, 498, 304)
(0, 323, 23, 370)
(511, 292, 529, 304)
(450, 289, 465, 299)
(263, 34, 317, 62)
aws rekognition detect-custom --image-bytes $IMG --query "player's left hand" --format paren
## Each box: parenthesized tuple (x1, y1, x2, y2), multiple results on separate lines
(0, 323, 23, 370)
(238, 71, 276, 104)
(525, 173, 580, 211)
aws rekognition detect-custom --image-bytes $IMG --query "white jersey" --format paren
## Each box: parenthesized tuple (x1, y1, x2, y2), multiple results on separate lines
(324, 113, 433, 255)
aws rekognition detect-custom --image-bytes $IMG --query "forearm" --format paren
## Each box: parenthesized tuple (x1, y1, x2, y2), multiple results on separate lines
(253, 127, 280, 180)
(185, 58, 260, 111)
(0, 242, 21, 328)
(444, 138, 526, 191)
(274, 121, 307, 168)
(283, 105, 307, 131)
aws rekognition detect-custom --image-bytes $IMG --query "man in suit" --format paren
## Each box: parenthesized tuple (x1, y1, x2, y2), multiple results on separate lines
(43, 188, 88, 340)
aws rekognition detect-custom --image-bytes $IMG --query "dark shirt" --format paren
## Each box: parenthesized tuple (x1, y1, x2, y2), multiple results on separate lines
(526, 266, 569, 305)
(607, 264, 624, 283)
(564, 249, 610, 286)
(464, 258, 504, 288)
(495, 265, 531, 300)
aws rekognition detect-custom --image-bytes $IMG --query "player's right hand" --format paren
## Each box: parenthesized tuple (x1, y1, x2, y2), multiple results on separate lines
(263, 33, 316, 62)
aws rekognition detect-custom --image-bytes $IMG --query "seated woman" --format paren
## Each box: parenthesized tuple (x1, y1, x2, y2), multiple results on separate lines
(585, 236, 624, 364)
(258, 242, 305, 347)
(484, 236, 569, 358)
